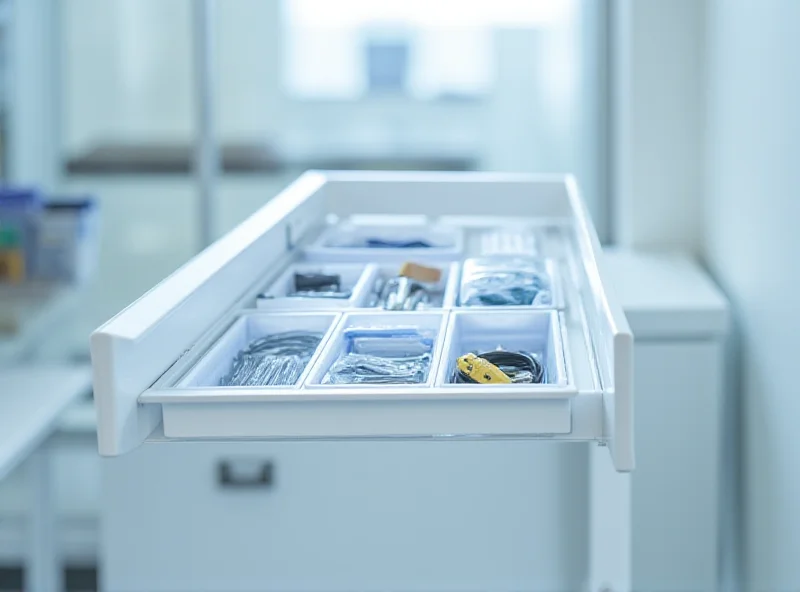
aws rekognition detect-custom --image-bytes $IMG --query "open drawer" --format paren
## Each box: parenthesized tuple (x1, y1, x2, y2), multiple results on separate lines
(90, 171, 633, 471)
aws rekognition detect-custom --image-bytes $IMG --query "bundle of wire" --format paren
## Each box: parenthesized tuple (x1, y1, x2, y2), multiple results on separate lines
(453, 350, 545, 384)
(220, 331, 323, 387)
(323, 327, 433, 385)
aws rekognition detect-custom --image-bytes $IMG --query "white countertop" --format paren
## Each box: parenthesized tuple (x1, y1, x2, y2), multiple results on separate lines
(0, 284, 81, 363)
(603, 249, 730, 339)
(0, 364, 92, 480)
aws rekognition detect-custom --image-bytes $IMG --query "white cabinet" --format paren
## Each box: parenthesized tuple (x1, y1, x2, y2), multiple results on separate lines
(605, 250, 729, 592)
(91, 171, 633, 591)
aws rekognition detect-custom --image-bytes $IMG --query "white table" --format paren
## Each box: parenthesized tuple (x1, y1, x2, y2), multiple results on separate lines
(0, 285, 80, 364)
(0, 365, 92, 592)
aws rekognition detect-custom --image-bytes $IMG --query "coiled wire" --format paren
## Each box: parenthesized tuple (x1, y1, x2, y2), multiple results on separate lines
(453, 350, 544, 384)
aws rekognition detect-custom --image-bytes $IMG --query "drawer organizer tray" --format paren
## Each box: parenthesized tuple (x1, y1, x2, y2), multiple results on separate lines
(91, 172, 633, 471)
(255, 262, 377, 310)
(364, 261, 460, 309)
(304, 219, 465, 262)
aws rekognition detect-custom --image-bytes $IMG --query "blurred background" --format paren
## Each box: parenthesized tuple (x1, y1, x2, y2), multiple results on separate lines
(0, 0, 799, 591)
(54, 0, 605, 345)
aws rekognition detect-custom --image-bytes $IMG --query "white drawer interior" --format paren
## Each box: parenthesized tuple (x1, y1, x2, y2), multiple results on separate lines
(255, 263, 376, 310)
(177, 312, 340, 390)
(92, 172, 632, 470)
(304, 220, 465, 262)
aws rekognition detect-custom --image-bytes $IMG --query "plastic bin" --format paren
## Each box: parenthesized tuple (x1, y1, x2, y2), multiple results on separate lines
(305, 311, 448, 388)
(304, 221, 464, 262)
(435, 310, 568, 389)
(255, 263, 377, 310)
(178, 312, 340, 389)
(0, 187, 42, 281)
(364, 261, 460, 309)
(35, 199, 99, 283)
(457, 256, 562, 309)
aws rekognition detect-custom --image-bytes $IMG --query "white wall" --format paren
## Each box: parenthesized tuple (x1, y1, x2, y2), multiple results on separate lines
(613, 0, 706, 253)
(7, 0, 60, 187)
(704, 1, 800, 589)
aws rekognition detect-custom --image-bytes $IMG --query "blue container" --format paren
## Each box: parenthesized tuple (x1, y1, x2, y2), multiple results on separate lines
(0, 187, 43, 279)
(36, 198, 99, 283)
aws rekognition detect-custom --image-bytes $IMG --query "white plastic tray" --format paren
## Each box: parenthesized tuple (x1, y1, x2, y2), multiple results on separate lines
(457, 257, 563, 310)
(435, 310, 568, 389)
(92, 172, 633, 471)
(304, 310, 449, 389)
(177, 312, 340, 389)
(255, 262, 377, 310)
(363, 261, 460, 309)
(145, 308, 574, 439)
(304, 220, 465, 262)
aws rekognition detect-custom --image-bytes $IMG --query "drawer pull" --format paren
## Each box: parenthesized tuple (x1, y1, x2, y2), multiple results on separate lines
(217, 460, 273, 489)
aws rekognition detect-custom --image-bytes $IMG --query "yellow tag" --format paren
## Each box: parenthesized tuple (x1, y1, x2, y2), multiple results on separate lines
(456, 353, 512, 384)
(0, 251, 25, 283)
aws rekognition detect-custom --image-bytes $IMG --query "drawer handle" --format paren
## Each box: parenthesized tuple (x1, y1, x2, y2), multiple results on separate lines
(217, 460, 274, 489)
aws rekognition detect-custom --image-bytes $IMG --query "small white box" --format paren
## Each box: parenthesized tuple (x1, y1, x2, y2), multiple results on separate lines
(304, 220, 464, 262)
(362, 261, 461, 309)
(305, 310, 449, 388)
(178, 312, 340, 389)
(458, 257, 563, 309)
(435, 310, 569, 389)
(256, 263, 377, 310)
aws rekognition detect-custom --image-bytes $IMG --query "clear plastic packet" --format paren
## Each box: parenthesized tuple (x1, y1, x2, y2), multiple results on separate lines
(323, 326, 434, 385)
(323, 353, 432, 385)
(458, 256, 552, 307)
(220, 331, 323, 387)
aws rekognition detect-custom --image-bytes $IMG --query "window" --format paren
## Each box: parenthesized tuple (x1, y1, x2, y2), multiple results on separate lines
(282, 0, 575, 100)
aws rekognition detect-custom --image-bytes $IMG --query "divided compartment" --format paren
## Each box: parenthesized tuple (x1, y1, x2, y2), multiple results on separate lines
(364, 261, 460, 310)
(457, 256, 563, 309)
(255, 262, 376, 310)
(435, 309, 570, 392)
(304, 220, 464, 262)
(175, 311, 340, 390)
(305, 310, 449, 388)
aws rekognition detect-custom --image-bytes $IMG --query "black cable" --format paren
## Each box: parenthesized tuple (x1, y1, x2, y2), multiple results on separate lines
(453, 350, 544, 384)
(293, 272, 341, 292)
(365, 238, 434, 249)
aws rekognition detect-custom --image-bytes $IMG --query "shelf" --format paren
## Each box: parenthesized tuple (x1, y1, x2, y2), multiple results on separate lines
(0, 364, 92, 480)
(91, 172, 633, 471)
(0, 284, 80, 363)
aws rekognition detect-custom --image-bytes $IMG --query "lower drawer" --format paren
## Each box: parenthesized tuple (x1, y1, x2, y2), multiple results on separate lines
(101, 440, 589, 592)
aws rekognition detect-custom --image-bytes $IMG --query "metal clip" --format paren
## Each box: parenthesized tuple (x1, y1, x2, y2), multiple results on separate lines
(379, 276, 430, 310)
